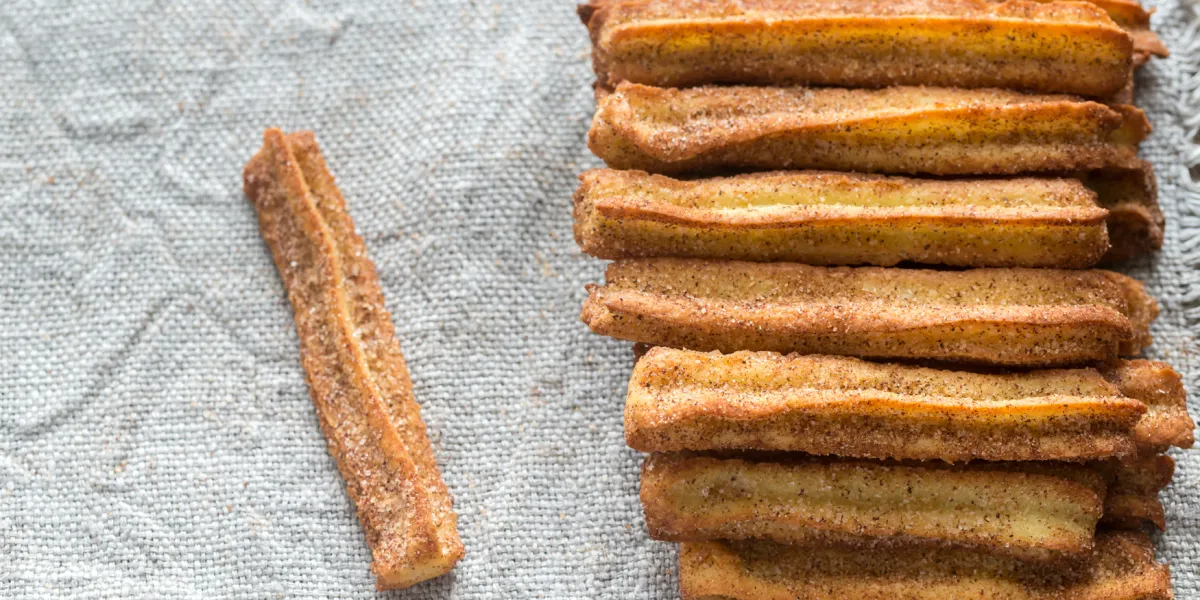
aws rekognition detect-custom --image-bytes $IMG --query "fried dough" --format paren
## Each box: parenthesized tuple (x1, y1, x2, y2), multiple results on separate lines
(625, 348, 1152, 462)
(1085, 163, 1165, 263)
(1096, 454, 1175, 530)
(582, 259, 1157, 367)
(1104, 361, 1195, 452)
(574, 169, 1110, 268)
(243, 130, 464, 589)
(641, 453, 1105, 562)
(678, 531, 1172, 600)
(588, 83, 1149, 176)
(581, 0, 1134, 97)
(1052, 0, 1168, 63)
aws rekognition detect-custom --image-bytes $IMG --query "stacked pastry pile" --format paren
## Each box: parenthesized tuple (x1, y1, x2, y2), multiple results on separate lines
(573, 0, 1196, 598)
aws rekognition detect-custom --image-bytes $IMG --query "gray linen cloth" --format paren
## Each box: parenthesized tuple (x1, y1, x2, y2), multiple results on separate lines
(1, 1, 1198, 597)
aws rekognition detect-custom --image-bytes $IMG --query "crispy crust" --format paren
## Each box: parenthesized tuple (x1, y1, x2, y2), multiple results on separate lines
(1104, 272, 1157, 357)
(582, 0, 1134, 97)
(1103, 361, 1195, 452)
(1054, 0, 1168, 62)
(641, 453, 1105, 562)
(1095, 454, 1175, 530)
(625, 348, 1146, 462)
(243, 130, 463, 589)
(588, 83, 1148, 176)
(582, 259, 1157, 367)
(574, 169, 1110, 268)
(678, 531, 1173, 600)
(1085, 163, 1165, 264)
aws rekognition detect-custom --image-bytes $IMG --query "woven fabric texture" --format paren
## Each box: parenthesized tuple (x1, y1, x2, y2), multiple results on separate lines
(2, 1, 1198, 598)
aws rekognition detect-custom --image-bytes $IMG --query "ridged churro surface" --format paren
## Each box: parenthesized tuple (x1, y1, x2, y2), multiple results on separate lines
(243, 130, 463, 589)
(1047, 0, 1167, 61)
(575, 169, 1110, 268)
(582, 259, 1156, 366)
(582, 0, 1134, 97)
(678, 531, 1172, 600)
(625, 348, 1146, 462)
(589, 83, 1148, 176)
(641, 453, 1105, 562)
(1105, 361, 1195, 452)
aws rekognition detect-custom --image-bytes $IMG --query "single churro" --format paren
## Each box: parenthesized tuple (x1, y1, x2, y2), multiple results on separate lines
(582, 259, 1157, 367)
(243, 129, 463, 589)
(581, 0, 1135, 97)
(574, 169, 1110, 268)
(625, 348, 1150, 462)
(678, 531, 1172, 600)
(641, 453, 1105, 562)
(589, 83, 1148, 176)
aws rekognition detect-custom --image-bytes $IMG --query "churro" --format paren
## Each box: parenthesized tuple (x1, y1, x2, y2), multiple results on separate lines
(678, 531, 1172, 600)
(1105, 360, 1195, 452)
(641, 453, 1105, 562)
(1097, 454, 1175, 530)
(575, 169, 1110, 268)
(243, 130, 463, 589)
(1061, 0, 1168, 63)
(625, 348, 1150, 462)
(582, 259, 1157, 367)
(1085, 163, 1165, 263)
(588, 83, 1148, 176)
(581, 0, 1134, 97)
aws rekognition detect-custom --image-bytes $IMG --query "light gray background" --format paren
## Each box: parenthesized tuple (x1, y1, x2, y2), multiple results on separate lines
(1, 1, 1197, 598)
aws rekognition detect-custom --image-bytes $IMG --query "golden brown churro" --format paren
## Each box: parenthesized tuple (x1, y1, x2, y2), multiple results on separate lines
(678, 532, 1173, 600)
(1059, 0, 1168, 63)
(244, 130, 463, 589)
(641, 453, 1105, 562)
(575, 169, 1111, 268)
(1105, 361, 1195, 452)
(588, 83, 1149, 176)
(581, 0, 1134, 97)
(625, 348, 1150, 462)
(582, 259, 1157, 367)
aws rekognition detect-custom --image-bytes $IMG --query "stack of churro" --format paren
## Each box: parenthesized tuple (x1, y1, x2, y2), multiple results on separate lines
(573, 1, 1194, 597)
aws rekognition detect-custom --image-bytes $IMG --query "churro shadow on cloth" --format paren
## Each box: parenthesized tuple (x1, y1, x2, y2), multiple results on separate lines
(243, 129, 464, 590)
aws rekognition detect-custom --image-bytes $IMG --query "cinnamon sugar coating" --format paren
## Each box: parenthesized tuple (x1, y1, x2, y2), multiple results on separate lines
(582, 0, 1136, 96)
(625, 348, 1160, 462)
(678, 531, 1172, 600)
(243, 130, 463, 589)
(641, 453, 1106, 563)
(588, 83, 1148, 176)
(583, 258, 1157, 367)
